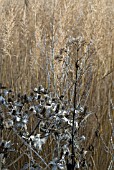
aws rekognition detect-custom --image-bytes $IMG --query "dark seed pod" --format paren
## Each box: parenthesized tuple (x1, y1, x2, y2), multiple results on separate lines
(66, 163, 75, 170)
(37, 95, 41, 100)
(12, 109, 16, 115)
(59, 95, 64, 101)
(81, 158, 86, 167)
(8, 98, 13, 103)
(8, 89, 12, 93)
(55, 104, 60, 113)
(88, 144, 94, 151)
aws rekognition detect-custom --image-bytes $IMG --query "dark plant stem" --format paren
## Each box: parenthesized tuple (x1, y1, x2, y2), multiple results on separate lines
(71, 51, 78, 169)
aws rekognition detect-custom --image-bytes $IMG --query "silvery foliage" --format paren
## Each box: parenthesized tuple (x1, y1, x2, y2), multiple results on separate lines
(0, 38, 113, 169)
(0, 37, 95, 169)
(0, 84, 92, 170)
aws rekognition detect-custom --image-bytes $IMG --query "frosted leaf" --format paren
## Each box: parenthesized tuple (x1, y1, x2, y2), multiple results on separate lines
(3, 90, 9, 96)
(75, 160, 80, 169)
(31, 134, 47, 150)
(0, 96, 5, 104)
(14, 101, 23, 107)
(71, 108, 74, 112)
(62, 116, 69, 122)
(49, 158, 58, 170)
(29, 135, 35, 141)
(52, 165, 57, 170)
(34, 87, 38, 92)
(75, 121, 79, 129)
(45, 105, 52, 116)
(62, 116, 72, 126)
(22, 115, 29, 124)
(79, 135, 86, 141)
(22, 118, 28, 124)
(4, 141, 12, 149)
(57, 163, 64, 169)
(5, 119, 14, 128)
(15, 116, 21, 122)
(38, 85, 45, 93)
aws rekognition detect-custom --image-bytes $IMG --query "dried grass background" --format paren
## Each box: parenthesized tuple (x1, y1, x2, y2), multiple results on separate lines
(0, 0, 114, 169)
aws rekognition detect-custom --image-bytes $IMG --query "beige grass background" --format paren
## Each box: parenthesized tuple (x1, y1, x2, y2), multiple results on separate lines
(0, 0, 114, 169)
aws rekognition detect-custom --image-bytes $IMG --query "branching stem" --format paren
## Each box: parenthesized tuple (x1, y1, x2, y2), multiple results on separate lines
(71, 51, 78, 169)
